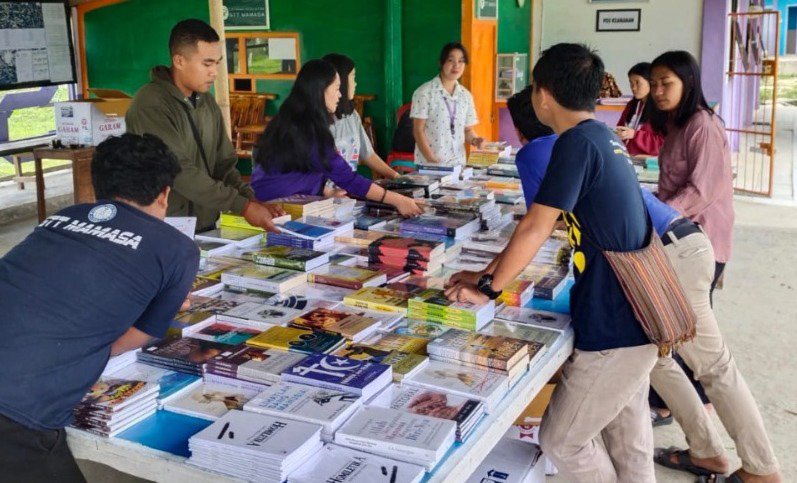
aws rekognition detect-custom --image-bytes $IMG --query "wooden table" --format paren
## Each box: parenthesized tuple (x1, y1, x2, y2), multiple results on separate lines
(66, 330, 574, 483)
(33, 147, 96, 222)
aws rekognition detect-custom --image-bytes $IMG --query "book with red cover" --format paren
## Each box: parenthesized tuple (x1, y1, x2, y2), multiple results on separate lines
(367, 235, 444, 262)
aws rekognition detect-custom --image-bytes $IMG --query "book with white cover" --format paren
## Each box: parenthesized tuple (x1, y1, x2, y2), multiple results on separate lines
(107, 362, 201, 405)
(244, 381, 361, 439)
(464, 438, 544, 483)
(281, 354, 393, 401)
(220, 265, 307, 293)
(495, 306, 571, 332)
(216, 301, 305, 328)
(404, 360, 508, 413)
(288, 443, 425, 483)
(480, 320, 561, 349)
(335, 406, 456, 471)
(163, 382, 259, 420)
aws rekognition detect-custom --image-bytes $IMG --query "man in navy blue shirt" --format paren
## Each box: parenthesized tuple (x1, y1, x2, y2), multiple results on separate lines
(503, 89, 780, 482)
(0, 133, 199, 482)
(446, 44, 658, 481)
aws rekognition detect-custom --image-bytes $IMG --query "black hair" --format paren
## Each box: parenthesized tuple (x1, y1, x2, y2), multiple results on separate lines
(625, 62, 653, 125)
(649, 51, 712, 134)
(532, 43, 604, 112)
(255, 59, 338, 173)
(506, 85, 554, 142)
(322, 53, 356, 119)
(91, 133, 181, 205)
(169, 19, 220, 57)
(439, 42, 469, 66)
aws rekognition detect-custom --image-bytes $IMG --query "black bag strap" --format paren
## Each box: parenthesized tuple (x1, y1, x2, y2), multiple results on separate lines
(178, 100, 212, 177)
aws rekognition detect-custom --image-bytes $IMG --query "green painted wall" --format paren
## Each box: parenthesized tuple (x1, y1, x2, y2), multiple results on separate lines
(498, 0, 531, 80)
(84, 0, 210, 97)
(84, 0, 464, 156)
(401, 0, 461, 104)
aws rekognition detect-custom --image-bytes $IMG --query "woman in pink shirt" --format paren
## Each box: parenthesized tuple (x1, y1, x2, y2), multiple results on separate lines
(649, 51, 734, 294)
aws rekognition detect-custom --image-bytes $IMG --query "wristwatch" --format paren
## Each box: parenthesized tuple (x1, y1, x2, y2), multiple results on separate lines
(476, 274, 503, 300)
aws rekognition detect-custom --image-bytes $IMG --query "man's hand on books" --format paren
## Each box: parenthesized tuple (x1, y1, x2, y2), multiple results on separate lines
(444, 281, 489, 305)
(243, 201, 281, 234)
(180, 297, 191, 312)
(447, 270, 483, 287)
(263, 203, 287, 217)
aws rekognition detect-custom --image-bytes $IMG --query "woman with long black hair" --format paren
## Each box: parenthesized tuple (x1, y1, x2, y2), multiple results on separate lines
(322, 53, 400, 179)
(250, 59, 422, 217)
(648, 51, 779, 483)
(615, 62, 664, 156)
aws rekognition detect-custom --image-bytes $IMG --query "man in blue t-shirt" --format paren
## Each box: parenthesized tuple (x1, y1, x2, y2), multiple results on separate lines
(446, 44, 658, 481)
(0, 133, 199, 482)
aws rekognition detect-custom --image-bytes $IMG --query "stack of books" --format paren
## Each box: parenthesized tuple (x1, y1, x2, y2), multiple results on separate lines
(408, 288, 495, 331)
(184, 321, 261, 346)
(358, 332, 429, 355)
(391, 318, 451, 340)
(486, 163, 520, 179)
(220, 265, 307, 294)
(195, 226, 263, 247)
(271, 194, 336, 219)
(281, 353, 393, 401)
(289, 443, 425, 483)
(306, 264, 387, 290)
(373, 384, 485, 442)
(187, 410, 323, 482)
(404, 360, 509, 413)
(519, 263, 570, 300)
(465, 437, 545, 483)
(335, 406, 457, 471)
(244, 381, 362, 441)
(480, 319, 561, 350)
(107, 362, 201, 407)
(246, 326, 346, 354)
(332, 344, 429, 382)
(204, 346, 307, 386)
(467, 149, 502, 167)
(498, 279, 535, 307)
(399, 213, 480, 240)
(290, 307, 382, 342)
(72, 378, 159, 437)
(246, 245, 330, 271)
(138, 338, 231, 376)
(163, 379, 260, 421)
(494, 306, 572, 333)
(376, 174, 441, 197)
(367, 234, 445, 275)
(426, 329, 531, 384)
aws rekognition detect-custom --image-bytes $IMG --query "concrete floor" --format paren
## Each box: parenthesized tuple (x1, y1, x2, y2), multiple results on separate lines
(0, 198, 795, 482)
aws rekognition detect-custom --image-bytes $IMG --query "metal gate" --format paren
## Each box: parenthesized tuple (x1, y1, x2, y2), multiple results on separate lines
(726, 8, 779, 197)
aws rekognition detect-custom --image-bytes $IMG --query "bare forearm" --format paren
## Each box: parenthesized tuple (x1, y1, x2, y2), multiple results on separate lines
(110, 327, 155, 357)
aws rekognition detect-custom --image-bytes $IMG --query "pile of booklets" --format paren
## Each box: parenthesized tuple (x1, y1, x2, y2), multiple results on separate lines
(272, 194, 336, 219)
(372, 384, 485, 442)
(367, 234, 445, 275)
(408, 288, 495, 331)
(426, 328, 532, 385)
(187, 410, 323, 482)
(244, 381, 362, 441)
(72, 378, 159, 437)
(289, 443, 425, 483)
(335, 406, 457, 471)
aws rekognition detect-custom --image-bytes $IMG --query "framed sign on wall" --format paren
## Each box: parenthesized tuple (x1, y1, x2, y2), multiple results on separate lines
(595, 9, 641, 32)
(223, 0, 269, 30)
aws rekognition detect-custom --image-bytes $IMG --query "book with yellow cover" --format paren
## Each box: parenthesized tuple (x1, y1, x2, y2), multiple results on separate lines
(306, 264, 386, 290)
(426, 329, 529, 371)
(467, 150, 501, 167)
(245, 326, 344, 354)
(343, 287, 412, 314)
(362, 333, 429, 355)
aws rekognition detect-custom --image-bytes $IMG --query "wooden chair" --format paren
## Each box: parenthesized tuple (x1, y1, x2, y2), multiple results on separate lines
(229, 92, 276, 157)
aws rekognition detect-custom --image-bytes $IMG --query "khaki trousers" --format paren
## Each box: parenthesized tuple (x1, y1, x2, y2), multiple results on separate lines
(650, 230, 779, 475)
(539, 343, 658, 483)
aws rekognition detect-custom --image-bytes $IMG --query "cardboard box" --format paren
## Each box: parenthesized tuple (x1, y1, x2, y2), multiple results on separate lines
(54, 89, 131, 146)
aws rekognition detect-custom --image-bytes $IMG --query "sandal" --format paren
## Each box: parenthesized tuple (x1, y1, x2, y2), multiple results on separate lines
(696, 474, 743, 483)
(653, 446, 715, 476)
(651, 409, 673, 427)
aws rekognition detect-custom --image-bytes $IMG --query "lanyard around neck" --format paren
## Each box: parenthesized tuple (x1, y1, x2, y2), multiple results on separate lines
(442, 96, 457, 136)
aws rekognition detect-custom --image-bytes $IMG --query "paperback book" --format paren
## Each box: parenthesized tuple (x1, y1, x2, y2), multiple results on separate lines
(399, 213, 480, 240)
(408, 288, 495, 331)
(247, 245, 330, 271)
(245, 326, 345, 354)
(495, 306, 572, 333)
(220, 265, 307, 294)
(163, 382, 259, 421)
(281, 353, 392, 400)
(185, 322, 261, 346)
(404, 360, 509, 413)
(288, 443, 425, 483)
(306, 264, 387, 290)
(291, 307, 381, 342)
(427, 328, 530, 371)
(139, 339, 234, 376)
(204, 346, 307, 385)
(216, 301, 305, 328)
(343, 287, 413, 314)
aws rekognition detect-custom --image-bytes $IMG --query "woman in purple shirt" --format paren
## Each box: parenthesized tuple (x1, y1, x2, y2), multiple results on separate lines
(251, 59, 422, 217)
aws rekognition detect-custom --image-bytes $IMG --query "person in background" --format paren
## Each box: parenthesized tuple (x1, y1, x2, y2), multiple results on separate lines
(411, 42, 483, 166)
(616, 62, 664, 156)
(650, 50, 734, 297)
(322, 53, 400, 180)
(251, 59, 423, 217)
(649, 51, 779, 483)
(126, 19, 282, 233)
(446, 43, 657, 482)
(0, 134, 199, 482)
(505, 85, 556, 207)
(505, 87, 781, 483)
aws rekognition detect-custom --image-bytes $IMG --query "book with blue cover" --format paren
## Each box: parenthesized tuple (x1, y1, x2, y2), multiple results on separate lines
(280, 220, 334, 240)
(107, 362, 201, 405)
(400, 213, 479, 239)
(117, 409, 212, 457)
(281, 354, 392, 400)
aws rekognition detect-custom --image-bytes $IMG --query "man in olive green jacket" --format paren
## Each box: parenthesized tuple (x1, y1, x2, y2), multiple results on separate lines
(126, 19, 280, 232)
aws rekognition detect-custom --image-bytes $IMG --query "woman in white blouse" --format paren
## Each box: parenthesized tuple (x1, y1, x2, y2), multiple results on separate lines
(411, 42, 484, 166)
(322, 53, 400, 180)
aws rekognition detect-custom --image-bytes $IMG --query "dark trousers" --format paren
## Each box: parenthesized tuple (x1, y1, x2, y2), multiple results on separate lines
(650, 262, 727, 411)
(0, 414, 85, 483)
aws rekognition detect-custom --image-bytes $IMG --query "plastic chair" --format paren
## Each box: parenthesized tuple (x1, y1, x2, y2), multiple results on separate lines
(387, 102, 416, 174)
